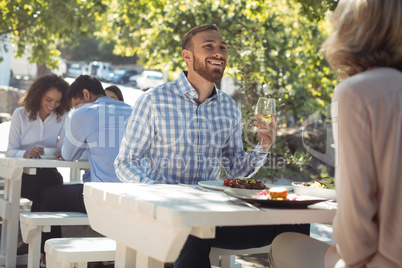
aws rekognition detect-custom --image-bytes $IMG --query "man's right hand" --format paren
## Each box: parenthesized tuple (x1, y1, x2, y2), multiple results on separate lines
(23, 147, 44, 158)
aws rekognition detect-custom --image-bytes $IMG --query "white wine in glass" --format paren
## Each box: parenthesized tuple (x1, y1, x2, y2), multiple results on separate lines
(255, 97, 276, 124)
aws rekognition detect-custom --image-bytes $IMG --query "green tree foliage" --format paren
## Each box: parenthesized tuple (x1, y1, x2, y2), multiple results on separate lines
(1, 0, 338, 179)
(1, 0, 339, 129)
(295, 0, 338, 22)
(0, 0, 108, 69)
(99, 0, 338, 124)
(99, 0, 338, 179)
(1, 0, 337, 112)
(60, 36, 138, 65)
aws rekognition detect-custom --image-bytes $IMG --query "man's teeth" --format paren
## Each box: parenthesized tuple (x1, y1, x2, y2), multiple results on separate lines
(210, 61, 222, 65)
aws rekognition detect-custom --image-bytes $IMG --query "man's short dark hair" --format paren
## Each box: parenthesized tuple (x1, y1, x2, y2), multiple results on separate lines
(68, 75, 105, 100)
(182, 25, 219, 51)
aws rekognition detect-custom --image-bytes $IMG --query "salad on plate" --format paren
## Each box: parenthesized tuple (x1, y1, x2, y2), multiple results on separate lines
(292, 177, 336, 200)
(299, 177, 335, 189)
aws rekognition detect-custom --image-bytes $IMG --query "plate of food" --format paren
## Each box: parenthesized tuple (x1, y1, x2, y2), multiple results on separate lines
(292, 177, 336, 201)
(225, 187, 328, 209)
(198, 179, 270, 191)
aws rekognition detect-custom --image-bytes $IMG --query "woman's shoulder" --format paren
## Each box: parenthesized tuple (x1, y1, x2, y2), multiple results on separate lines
(12, 106, 26, 115)
(11, 106, 28, 119)
(340, 68, 401, 88)
(335, 68, 401, 99)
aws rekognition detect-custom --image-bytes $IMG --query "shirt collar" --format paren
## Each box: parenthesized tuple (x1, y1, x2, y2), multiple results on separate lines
(36, 110, 57, 122)
(95, 96, 111, 102)
(175, 71, 219, 102)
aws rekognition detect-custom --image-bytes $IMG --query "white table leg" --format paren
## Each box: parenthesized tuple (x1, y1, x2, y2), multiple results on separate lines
(114, 242, 164, 268)
(25, 229, 42, 268)
(1, 167, 23, 268)
(136, 250, 164, 268)
(115, 242, 136, 268)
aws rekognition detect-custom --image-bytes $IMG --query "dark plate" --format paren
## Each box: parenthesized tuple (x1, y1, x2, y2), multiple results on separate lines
(224, 188, 327, 209)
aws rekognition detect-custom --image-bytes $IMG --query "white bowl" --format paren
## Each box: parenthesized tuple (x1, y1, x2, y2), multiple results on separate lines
(291, 182, 337, 201)
(42, 148, 58, 159)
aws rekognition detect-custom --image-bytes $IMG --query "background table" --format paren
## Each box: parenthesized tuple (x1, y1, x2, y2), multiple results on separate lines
(0, 157, 89, 268)
(84, 183, 337, 268)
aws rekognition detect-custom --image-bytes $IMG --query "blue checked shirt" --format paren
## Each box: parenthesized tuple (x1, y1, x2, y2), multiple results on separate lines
(115, 71, 268, 184)
(63, 97, 132, 183)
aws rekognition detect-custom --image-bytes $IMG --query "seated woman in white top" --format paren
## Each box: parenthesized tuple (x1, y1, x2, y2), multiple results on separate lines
(6, 74, 71, 211)
(268, 0, 402, 267)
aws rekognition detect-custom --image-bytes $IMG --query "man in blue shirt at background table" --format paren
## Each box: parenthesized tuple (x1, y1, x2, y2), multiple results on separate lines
(38, 75, 132, 265)
(115, 25, 309, 268)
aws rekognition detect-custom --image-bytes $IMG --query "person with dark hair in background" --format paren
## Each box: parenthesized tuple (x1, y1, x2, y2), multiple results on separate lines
(115, 25, 310, 268)
(105, 85, 124, 102)
(6, 74, 70, 211)
(268, 0, 402, 267)
(37, 75, 132, 266)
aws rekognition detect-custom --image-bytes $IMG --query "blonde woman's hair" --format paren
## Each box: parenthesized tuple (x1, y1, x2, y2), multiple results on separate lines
(321, 0, 402, 78)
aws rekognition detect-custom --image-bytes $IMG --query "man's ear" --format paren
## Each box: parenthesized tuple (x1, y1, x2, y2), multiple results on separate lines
(82, 89, 91, 102)
(182, 49, 192, 64)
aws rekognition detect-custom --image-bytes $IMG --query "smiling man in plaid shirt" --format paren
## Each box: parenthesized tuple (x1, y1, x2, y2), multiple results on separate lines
(115, 24, 309, 268)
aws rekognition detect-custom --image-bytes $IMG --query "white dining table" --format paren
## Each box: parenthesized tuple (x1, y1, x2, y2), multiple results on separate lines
(83, 182, 337, 268)
(0, 157, 90, 268)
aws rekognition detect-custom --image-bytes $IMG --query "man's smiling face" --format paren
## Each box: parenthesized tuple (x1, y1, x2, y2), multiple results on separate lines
(190, 29, 228, 82)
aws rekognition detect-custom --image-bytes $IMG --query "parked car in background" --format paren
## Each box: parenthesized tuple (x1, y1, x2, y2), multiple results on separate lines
(66, 64, 84, 78)
(88, 61, 112, 81)
(127, 73, 141, 87)
(137, 70, 164, 91)
(110, 69, 139, 85)
(82, 65, 89, 75)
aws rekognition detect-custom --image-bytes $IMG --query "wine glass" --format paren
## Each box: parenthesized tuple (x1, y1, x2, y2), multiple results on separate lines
(254, 97, 276, 125)
(250, 97, 276, 151)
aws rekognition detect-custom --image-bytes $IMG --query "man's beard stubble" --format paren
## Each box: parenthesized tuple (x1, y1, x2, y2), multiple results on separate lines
(193, 55, 225, 83)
